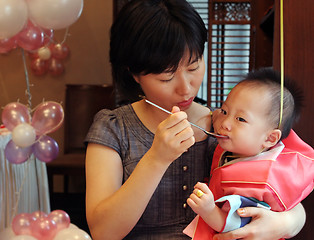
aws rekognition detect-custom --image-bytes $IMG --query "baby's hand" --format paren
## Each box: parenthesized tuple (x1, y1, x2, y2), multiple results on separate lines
(187, 182, 215, 216)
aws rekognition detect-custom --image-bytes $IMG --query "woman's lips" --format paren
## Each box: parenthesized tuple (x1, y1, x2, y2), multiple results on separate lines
(177, 97, 194, 108)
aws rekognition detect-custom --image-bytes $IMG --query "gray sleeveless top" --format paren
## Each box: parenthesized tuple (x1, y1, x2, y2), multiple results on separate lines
(85, 104, 217, 239)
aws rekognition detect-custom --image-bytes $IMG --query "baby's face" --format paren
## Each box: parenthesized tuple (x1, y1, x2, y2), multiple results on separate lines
(213, 84, 273, 157)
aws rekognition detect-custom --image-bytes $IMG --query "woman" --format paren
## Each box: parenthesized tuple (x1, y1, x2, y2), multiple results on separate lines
(84, 0, 305, 239)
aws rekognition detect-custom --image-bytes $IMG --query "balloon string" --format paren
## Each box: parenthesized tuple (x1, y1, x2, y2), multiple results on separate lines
(21, 48, 42, 214)
(21, 49, 32, 110)
(61, 27, 70, 45)
(279, 0, 284, 128)
(11, 160, 30, 219)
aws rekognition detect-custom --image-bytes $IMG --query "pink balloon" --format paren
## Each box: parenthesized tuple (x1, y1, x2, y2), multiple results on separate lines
(4, 140, 33, 164)
(50, 43, 70, 59)
(33, 135, 59, 163)
(30, 58, 49, 76)
(48, 210, 70, 231)
(48, 58, 64, 76)
(0, 37, 17, 54)
(30, 211, 48, 221)
(12, 213, 32, 236)
(0, 0, 28, 39)
(2, 102, 31, 131)
(27, 0, 84, 30)
(30, 216, 58, 240)
(31, 101, 64, 136)
(17, 21, 44, 51)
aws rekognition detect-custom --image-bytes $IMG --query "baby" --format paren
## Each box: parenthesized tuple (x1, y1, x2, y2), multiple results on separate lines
(184, 68, 314, 239)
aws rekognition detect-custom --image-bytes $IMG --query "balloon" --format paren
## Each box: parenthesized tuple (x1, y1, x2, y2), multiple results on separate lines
(48, 58, 64, 76)
(4, 140, 32, 164)
(38, 47, 51, 60)
(2, 102, 31, 131)
(0, 0, 28, 39)
(33, 135, 59, 163)
(30, 216, 58, 240)
(48, 210, 70, 231)
(68, 223, 79, 229)
(12, 123, 36, 148)
(0, 227, 16, 239)
(12, 235, 37, 240)
(27, 0, 84, 30)
(0, 37, 17, 54)
(53, 228, 92, 240)
(31, 101, 64, 136)
(30, 210, 48, 221)
(30, 58, 49, 76)
(50, 43, 70, 60)
(17, 21, 44, 51)
(12, 213, 32, 236)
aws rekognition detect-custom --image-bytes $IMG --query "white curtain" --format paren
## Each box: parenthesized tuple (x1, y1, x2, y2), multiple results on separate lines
(0, 131, 50, 231)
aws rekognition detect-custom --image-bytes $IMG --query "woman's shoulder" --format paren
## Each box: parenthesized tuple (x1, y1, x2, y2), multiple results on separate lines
(94, 104, 133, 120)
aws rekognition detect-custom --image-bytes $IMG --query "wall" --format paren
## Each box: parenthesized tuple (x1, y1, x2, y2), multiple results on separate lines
(0, 1, 113, 154)
(273, 0, 314, 239)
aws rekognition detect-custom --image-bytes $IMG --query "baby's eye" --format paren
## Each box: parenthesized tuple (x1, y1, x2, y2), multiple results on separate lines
(236, 117, 247, 122)
(220, 109, 227, 115)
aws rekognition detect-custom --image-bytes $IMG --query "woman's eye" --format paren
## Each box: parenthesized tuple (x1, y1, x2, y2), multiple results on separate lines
(160, 75, 174, 82)
(236, 117, 247, 122)
(189, 65, 199, 71)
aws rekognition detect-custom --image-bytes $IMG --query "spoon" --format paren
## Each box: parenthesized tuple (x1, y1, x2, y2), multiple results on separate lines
(145, 99, 227, 138)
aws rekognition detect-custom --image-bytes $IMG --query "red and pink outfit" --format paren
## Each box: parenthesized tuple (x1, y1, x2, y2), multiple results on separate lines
(184, 130, 314, 240)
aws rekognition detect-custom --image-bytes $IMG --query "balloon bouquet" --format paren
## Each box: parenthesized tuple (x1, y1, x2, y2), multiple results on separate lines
(0, 0, 83, 76)
(1, 101, 64, 164)
(0, 210, 91, 240)
(0, 0, 91, 238)
(1, 102, 92, 239)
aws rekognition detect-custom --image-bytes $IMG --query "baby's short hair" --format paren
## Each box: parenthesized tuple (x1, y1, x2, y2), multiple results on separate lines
(239, 68, 303, 140)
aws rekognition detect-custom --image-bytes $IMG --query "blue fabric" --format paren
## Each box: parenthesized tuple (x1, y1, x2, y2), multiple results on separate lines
(215, 195, 270, 232)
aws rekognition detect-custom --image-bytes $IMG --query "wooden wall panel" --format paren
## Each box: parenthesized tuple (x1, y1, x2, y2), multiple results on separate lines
(273, 0, 314, 239)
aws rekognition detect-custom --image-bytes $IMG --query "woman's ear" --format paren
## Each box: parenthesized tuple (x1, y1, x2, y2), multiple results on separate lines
(133, 74, 140, 84)
(263, 129, 282, 148)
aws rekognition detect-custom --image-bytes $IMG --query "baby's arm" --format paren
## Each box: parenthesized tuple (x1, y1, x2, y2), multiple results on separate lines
(187, 182, 227, 232)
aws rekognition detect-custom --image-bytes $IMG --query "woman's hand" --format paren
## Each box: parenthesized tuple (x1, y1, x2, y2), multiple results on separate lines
(149, 106, 195, 166)
(213, 203, 305, 240)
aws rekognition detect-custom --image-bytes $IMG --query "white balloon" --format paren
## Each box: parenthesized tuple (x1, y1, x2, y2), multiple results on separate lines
(12, 123, 36, 148)
(0, 227, 16, 239)
(38, 47, 51, 60)
(0, 0, 28, 39)
(53, 228, 91, 240)
(27, 0, 84, 30)
(11, 235, 37, 240)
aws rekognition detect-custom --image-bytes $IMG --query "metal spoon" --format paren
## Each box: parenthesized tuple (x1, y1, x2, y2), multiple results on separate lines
(145, 99, 227, 138)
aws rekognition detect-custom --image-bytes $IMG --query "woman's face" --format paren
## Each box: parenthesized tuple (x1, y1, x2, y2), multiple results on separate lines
(133, 54, 205, 112)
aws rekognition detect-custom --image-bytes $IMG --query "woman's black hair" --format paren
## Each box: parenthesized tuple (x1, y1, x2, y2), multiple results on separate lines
(110, 0, 207, 103)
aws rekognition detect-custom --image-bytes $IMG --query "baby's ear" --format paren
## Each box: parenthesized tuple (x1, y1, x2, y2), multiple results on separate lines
(264, 129, 282, 148)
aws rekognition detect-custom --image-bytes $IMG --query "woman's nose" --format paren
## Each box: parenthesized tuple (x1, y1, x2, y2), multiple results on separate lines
(176, 74, 191, 95)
